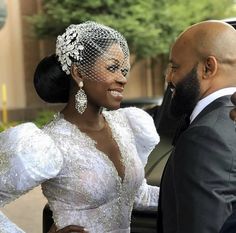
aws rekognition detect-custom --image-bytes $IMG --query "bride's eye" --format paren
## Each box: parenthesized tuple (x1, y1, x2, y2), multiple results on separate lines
(121, 68, 129, 77)
(107, 64, 119, 73)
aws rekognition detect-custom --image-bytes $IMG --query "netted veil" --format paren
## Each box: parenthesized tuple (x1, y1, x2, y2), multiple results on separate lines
(56, 21, 130, 81)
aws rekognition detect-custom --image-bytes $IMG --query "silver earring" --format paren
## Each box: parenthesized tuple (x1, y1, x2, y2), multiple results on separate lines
(75, 81, 87, 114)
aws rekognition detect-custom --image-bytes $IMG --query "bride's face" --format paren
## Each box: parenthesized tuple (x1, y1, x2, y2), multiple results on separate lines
(83, 43, 130, 110)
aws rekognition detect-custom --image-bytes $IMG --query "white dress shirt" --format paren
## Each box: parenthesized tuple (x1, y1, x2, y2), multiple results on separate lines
(190, 87, 236, 123)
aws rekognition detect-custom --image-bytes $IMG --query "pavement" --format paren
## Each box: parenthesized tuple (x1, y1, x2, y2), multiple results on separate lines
(0, 186, 47, 233)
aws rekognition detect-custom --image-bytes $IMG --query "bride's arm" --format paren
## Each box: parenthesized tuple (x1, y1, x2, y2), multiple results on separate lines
(133, 179, 159, 210)
(0, 123, 63, 232)
(121, 107, 160, 210)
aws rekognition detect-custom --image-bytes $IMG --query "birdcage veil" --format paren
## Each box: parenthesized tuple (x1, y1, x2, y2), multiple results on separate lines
(55, 21, 130, 82)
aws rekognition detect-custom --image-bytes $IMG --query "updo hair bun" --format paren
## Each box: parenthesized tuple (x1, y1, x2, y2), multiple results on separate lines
(34, 54, 70, 103)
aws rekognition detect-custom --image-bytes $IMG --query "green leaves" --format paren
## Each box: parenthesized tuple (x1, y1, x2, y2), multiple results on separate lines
(30, 0, 236, 61)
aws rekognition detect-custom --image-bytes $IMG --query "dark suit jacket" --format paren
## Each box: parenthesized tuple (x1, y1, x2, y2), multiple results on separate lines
(157, 95, 236, 233)
(219, 211, 236, 233)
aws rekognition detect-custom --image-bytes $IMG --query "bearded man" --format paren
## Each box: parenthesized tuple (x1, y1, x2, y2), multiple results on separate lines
(157, 20, 236, 233)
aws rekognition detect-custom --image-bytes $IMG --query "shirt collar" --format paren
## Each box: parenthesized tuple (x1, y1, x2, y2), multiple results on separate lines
(190, 87, 236, 123)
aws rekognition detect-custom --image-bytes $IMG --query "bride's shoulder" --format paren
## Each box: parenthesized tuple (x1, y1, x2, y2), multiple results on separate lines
(116, 107, 160, 165)
(0, 122, 42, 141)
(0, 123, 63, 207)
(1, 122, 48, 141)
(119, 107, 159, 135)
(0, 122, 63, 170)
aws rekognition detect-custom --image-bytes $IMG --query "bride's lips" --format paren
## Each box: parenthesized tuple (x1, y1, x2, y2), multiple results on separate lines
(108, 88, 124, 100)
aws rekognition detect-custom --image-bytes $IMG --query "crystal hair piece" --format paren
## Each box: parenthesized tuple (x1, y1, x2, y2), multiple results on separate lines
(55, 21, 130, 76)
(56, 25, 84, 75)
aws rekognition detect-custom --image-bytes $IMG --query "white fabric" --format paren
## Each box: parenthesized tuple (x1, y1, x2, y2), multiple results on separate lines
(0, 211, 24, 233)
(0, 123, 63, 207)
(190, 87, 236, 123)
(0, 107, 159, 233)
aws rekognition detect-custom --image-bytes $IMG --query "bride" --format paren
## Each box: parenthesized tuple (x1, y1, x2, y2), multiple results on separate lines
(0, 21, 159, 233)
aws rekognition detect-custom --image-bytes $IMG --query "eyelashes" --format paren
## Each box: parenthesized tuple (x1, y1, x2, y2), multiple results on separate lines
(107, 64, 119, 72)
(107, 65, 129, 77)
(121, 68, 129, 77)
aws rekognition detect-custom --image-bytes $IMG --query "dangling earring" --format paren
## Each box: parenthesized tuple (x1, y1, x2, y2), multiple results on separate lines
(75, 81, 87, 114)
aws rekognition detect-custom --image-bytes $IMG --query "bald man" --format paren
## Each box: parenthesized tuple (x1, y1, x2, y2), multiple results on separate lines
(157, 20, 236, 233)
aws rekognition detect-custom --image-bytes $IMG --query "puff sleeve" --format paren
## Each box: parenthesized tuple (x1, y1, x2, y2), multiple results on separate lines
(0, 123, 63, 207)
(122, 107, 160, 166)
(122, 107, 160, 209)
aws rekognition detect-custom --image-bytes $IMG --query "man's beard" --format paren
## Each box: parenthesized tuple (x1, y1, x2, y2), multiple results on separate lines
(169, 66, 200, 118)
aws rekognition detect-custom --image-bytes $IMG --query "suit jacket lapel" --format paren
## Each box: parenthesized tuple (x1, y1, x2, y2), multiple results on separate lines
(191, 95, 233, 125)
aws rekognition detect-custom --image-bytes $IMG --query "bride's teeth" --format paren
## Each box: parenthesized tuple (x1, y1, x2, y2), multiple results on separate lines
(110, 91, 122, 97)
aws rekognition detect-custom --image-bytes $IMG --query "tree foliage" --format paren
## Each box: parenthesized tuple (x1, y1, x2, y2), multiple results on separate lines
(30, 0, 236, 60)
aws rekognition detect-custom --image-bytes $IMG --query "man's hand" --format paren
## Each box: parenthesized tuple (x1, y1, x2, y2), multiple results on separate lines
(48, 223, 89, 233)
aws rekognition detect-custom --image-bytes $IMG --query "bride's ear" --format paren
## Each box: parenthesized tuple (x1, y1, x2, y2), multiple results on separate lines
(70, 64, 83, 84)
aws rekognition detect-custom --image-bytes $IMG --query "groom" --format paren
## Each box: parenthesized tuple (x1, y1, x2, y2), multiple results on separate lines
(157, 20, 236, 233)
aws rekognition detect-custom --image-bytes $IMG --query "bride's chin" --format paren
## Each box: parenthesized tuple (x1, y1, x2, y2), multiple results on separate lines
(105, 104, 121, 111)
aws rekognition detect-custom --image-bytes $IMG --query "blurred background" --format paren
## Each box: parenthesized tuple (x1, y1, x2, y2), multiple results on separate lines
(1, 0, 236, 126)
(0, 0, 236, 232)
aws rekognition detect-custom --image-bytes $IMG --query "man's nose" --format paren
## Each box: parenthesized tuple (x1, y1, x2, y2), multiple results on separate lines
(165, 70, 172, 83)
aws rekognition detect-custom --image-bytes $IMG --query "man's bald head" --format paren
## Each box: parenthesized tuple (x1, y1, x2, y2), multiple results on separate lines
(167, 20, 236, 99)
(176, 20, 236, 64)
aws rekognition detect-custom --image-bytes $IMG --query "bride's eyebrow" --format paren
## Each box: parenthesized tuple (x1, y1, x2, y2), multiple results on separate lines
(107, 58, 120, 64)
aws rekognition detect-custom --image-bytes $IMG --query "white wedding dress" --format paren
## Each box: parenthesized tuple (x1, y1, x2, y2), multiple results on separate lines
(0, 107, 160, 233)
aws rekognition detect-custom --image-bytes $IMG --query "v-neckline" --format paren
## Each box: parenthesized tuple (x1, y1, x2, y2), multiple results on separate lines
(55, 112, 126, 184)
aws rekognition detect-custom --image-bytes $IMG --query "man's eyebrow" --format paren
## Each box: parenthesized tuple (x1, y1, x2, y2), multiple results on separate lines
(168, 59, 179, 67)
(168, 59, 176, 64)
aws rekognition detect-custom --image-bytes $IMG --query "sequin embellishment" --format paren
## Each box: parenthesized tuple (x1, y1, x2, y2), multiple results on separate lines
(0, 152, 10, 175)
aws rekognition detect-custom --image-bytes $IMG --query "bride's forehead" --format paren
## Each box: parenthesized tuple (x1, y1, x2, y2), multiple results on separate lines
(96, 44, 129, 65)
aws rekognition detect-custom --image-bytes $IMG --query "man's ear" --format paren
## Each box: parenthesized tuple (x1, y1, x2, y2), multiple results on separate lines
(70, 64, 83, 84)
(202, 56, 218, 79)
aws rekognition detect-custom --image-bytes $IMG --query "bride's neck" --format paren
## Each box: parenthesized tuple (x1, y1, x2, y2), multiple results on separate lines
(61, 103, 105, 131)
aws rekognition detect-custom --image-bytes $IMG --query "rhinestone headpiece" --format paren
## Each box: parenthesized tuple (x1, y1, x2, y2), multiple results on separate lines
(55, 21, 130, 76)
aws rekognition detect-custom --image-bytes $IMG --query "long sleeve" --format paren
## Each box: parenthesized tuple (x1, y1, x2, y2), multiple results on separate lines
(134, 178, 159, 210)
(122, 107, 160, 210)
(174, 126, 236, 233)
(0, 123, 63, 232)
(122, 107, 160, 165)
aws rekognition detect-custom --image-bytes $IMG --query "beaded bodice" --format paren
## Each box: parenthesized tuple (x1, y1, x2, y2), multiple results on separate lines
(0, 107, 159, 233)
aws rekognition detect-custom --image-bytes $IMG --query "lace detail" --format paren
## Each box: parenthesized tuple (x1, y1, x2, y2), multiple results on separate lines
(122, 107, 160, 165)
(42, 108, 159, 232)
(0, 123, 63, 207)
(134, 179, 159, 210)
(0, 108, 159, 233)
(0, 211, 24, 233)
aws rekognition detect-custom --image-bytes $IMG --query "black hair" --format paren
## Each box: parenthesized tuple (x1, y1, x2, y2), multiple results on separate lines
(34, 54, 70, 103)
(33, 40, 112, 104)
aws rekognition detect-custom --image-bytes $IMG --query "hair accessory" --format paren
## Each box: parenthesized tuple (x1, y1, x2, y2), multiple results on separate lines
(55, 21, 130, 78)
(75, 81, 87, 114)
(56, 25, 84, 75)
